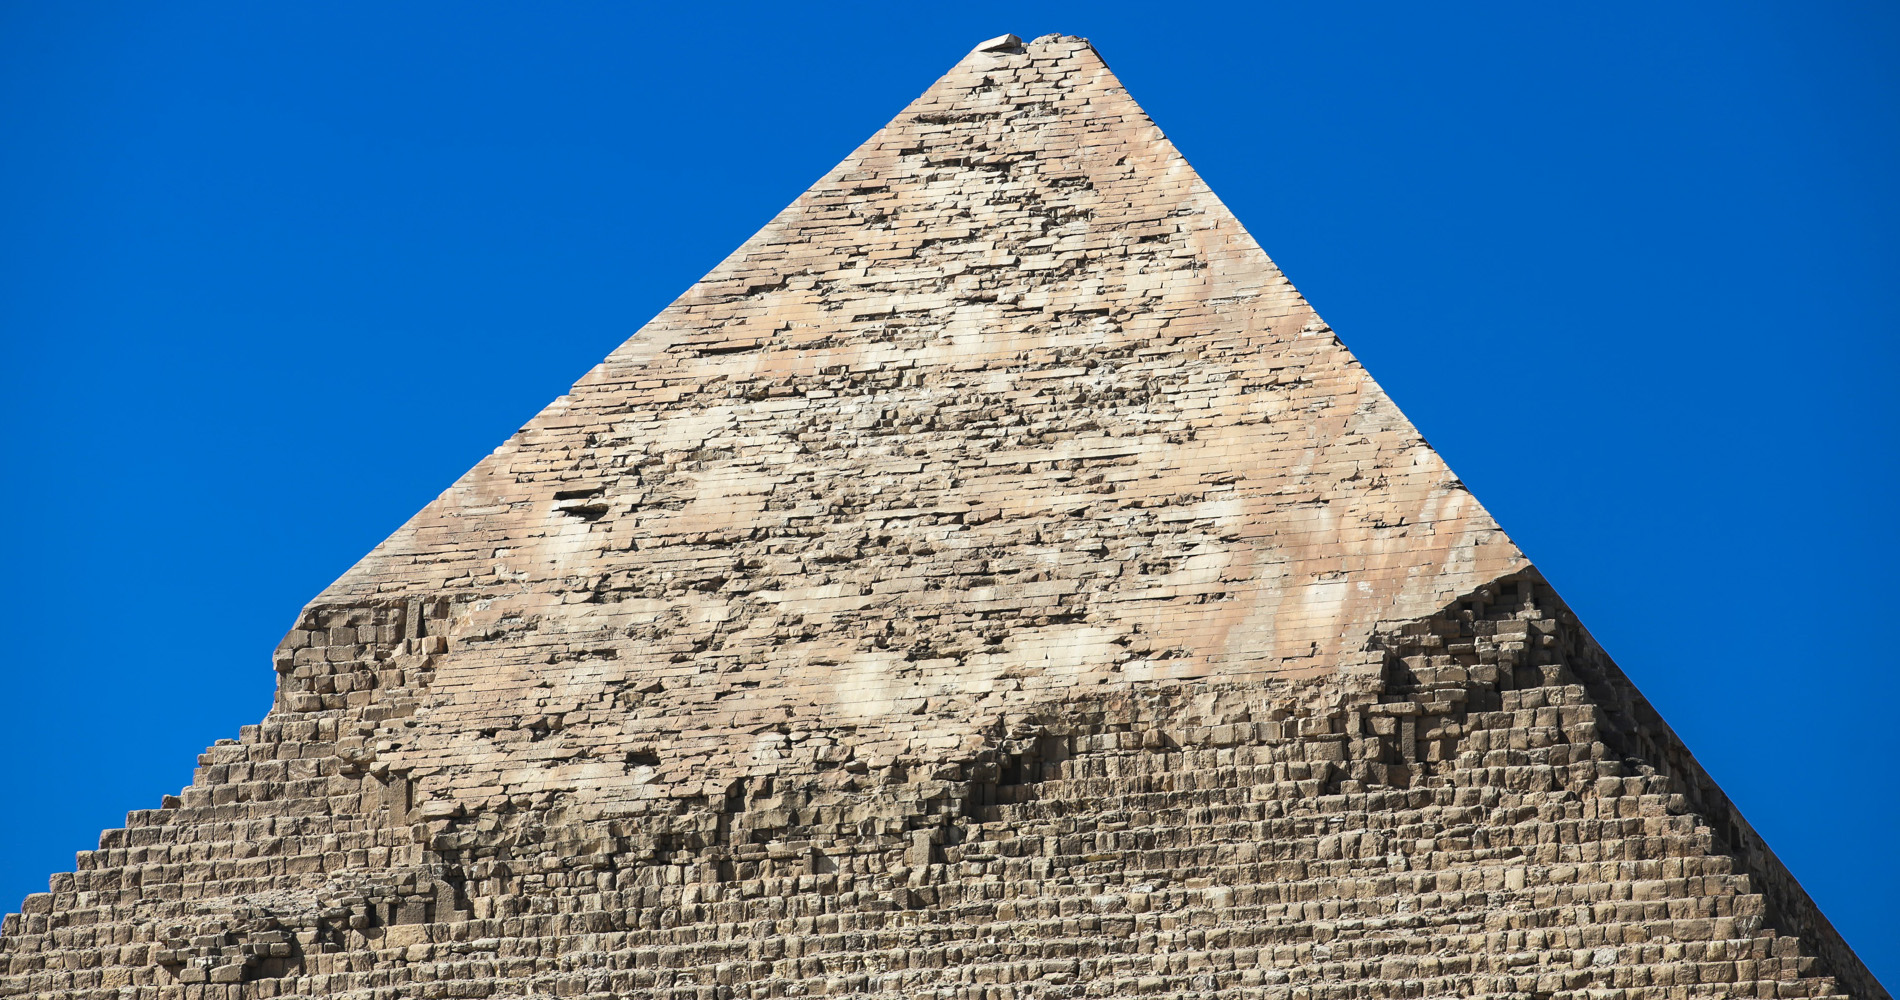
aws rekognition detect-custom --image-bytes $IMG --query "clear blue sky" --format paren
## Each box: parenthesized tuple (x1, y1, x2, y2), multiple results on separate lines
(2, 1, 1894, 983)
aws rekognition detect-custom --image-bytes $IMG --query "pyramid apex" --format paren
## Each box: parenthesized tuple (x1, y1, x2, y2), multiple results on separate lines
(971, 33, 1023, 54)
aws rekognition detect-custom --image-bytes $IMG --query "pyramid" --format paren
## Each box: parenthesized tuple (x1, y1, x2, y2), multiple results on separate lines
(3, 33, 1882, 1000)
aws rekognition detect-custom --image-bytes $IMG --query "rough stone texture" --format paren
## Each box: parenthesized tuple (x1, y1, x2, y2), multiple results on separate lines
(2, 33, 1884, 1000)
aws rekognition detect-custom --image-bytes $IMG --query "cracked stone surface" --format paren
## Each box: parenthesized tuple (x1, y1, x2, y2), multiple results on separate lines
(1, 33, 1883, 1000)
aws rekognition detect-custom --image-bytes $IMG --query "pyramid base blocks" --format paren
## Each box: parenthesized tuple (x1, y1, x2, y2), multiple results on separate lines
(3, 574, 1878, 1000)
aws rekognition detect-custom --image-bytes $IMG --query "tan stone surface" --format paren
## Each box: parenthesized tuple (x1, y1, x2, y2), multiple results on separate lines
(1, 33, 1883, 1000)
(312, 28, 1523, 819)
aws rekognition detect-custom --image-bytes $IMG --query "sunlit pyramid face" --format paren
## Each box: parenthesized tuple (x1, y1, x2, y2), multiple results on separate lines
(301, 33, 1521, 815)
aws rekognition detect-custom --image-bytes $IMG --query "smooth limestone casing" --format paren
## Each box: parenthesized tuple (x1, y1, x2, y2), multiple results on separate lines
(2, 33, 1884, 1000)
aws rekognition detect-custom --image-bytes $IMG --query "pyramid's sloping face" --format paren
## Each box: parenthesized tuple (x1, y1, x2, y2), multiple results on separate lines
(3, 36, 1883, 1000)
(314, 36, 1523, 813)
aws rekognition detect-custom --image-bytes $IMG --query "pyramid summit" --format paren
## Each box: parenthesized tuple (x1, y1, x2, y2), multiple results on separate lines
(4, 33, 1883, 1000)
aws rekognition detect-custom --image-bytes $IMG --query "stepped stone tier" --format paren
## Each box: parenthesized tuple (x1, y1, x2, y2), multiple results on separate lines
(2, 32, 1882, 1000)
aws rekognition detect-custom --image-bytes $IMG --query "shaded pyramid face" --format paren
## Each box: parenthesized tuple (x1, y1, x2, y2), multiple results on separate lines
(3, 34, 1883, 1000)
